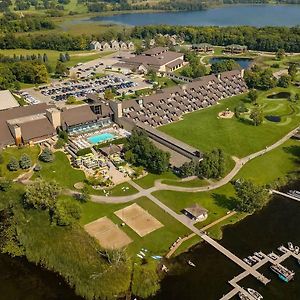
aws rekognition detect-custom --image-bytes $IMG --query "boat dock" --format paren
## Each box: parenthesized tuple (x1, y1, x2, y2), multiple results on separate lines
(271, 190, 300, 202)
(220, 245, 300, 300)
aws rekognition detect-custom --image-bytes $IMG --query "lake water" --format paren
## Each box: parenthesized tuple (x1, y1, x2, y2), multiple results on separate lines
(84, 5, 300, 27)
(1, 181, 299, 299)
(150, 181, 300, 300)
(210, 57, 253, 69)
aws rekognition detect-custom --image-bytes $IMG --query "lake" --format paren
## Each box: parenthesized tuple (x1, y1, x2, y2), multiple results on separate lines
(210, 57, 253, 69)
(82, 5, 300, 27)
(1, 182, 299, 299)
(150, 181, 300, 300)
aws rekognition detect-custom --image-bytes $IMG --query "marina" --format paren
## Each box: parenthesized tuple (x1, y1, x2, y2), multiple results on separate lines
(220, 243, 300, 299)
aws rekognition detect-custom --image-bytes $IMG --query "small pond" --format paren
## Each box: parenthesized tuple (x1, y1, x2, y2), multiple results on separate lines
(209, 57, 253, 69)
(265, 115, 281, 122)
(267, 92, 291, 99)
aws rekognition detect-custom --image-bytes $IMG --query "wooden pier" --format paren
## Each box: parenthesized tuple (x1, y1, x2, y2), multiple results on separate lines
(271, 190, 300, 202)
(220, 246, 300, 300)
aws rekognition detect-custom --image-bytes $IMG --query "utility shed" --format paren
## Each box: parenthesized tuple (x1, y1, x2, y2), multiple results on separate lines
(183, 204, 208, 221)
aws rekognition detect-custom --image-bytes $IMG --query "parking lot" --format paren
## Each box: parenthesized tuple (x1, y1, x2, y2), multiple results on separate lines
(20, 51, 151, 106)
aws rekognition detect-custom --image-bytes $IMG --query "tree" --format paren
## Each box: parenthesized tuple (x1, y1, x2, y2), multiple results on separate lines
(124, 128, 170, 174)
(248, 89, 258, 104)
(66, 95, 77, 104)
(288, 63, 297, 80)
(233, 179, 269, 213)
(7, 157, 19, 171)
(179, 160, 197, 178)
(53, 198, 82, 226)
(39, 147, 54, 162)
(197, 148, 225, 179)
(211, 59, 239, 74)
(131, 261, 160, 299)
(55, 61, 68, 76)
(148, 69, 157, 82)
(59, 53, 66, 62)
(250, 107, 264, 126)
(104, 88, 115, 100)
(0, 178, 12, 191)
(24, 179, 61, 210)
(65, 52, 70, 61)
(278, 75, 291, 88)
(19, 154, 31, 169)
(276, 48, 285, 60)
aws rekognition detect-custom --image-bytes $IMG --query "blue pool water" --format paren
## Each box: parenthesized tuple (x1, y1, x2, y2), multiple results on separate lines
(87, 133, 116, 144)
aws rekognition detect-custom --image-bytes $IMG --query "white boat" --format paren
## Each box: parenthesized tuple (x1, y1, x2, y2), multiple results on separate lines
(243, 258, 252, 266)
(248, 256, 257, 264)
(239, 292, 251, 300)
(254, 251, 264, 259)
(187, 260, 196, 267)
(278, 245, 288, 253)
(288, 242, 294, 251)
(295, 246, 299, 255)
(247, 288, 263, 300)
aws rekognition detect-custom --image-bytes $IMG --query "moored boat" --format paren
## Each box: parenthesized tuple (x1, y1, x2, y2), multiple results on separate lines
(247, 288, 263, 300)
(239, 292, 251, 300)
(187, 260, 196, 267)
(288, 242, 294, 251)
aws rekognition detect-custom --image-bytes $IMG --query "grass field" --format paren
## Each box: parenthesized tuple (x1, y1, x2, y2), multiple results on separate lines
(0, 145, 40, 180)
(33, 151, 86, 189)
(0, 49, 114, 70)
(159, 86, 300, 158)
(80, 197, 191, 255)
(152, 138, 300, 239)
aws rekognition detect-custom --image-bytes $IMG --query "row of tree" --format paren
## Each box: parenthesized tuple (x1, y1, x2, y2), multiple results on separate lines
(131, 25, 300, 52)
(0, 12, 55, 32)
(0, 61, 49, 90)
(179, 148, 226, 179)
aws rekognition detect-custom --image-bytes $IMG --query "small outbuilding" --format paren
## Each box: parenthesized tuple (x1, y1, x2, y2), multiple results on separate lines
(183, 204, 208, 221)
(99, 144, 123, 156)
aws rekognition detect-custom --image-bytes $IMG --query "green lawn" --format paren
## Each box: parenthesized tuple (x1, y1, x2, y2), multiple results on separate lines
(152, 137, 300, 238)
(134, 171, 179, 189)
(32, 151, 86, 189)
(0, 49, 114, 70)
(159, 87, 300, 158)
(161, 177, 210, 188)
(0, 146, 40, 180)
(80, 197, 191, 256)
(234, 139, 300, 185)
(87, 182, 138, 197)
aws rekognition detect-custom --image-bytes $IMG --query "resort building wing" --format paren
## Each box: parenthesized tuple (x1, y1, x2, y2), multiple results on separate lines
(114, 47, 185, 73)
(118, 70, 247, 129)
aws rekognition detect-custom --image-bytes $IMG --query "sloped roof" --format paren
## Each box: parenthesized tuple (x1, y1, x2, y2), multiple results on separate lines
(61, 105, 97, 127)
(0, 90, 19, 111)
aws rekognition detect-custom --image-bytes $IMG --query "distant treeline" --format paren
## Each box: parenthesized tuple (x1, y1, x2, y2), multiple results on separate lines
(0, 12, 55, 33)
(1, 25, 300, 52)
(86, 0, 208, 13)
(132, 25, 300, 52)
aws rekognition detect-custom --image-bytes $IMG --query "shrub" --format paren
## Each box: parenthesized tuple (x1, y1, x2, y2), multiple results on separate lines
(77, 148, 92, 156)
(53, 198, 82, 226)
(39, 148, 54, 162)
(0, 178, 12, 191)
(19, 154, 32, 169)
(7, 157, 19, 171)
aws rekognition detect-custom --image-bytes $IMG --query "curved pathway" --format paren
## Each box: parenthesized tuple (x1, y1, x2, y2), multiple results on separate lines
(88, 127, 299, 204)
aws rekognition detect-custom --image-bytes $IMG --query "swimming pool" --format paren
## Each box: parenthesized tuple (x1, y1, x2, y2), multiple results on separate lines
(87, 133, 116, 144)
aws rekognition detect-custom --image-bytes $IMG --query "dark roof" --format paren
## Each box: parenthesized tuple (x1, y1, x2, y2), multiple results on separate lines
(166, 59, 184, 69)
(20, 117, 55, 142)
(0, 103, 54, 146)
(61, 105, 97, 127)
(99, 144, 122, 156)
(143, 47, 168, 56)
